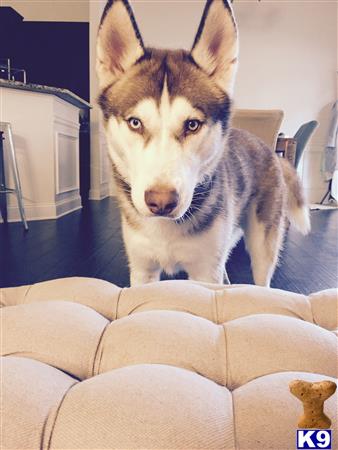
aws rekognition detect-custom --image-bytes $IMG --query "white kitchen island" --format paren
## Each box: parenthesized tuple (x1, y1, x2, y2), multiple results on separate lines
(0, 80, 90, 223)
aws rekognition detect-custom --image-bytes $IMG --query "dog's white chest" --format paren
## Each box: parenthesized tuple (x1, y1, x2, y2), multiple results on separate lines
(143, 221, 186, 274)
(123, 215, 227, 277)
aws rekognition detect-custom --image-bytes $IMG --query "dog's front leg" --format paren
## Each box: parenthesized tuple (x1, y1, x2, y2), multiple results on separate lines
(183, 222, 233, 285)
(185, 259, 226, 284)
(125, 245, 161, 286)
(130, 266, 160, 286)
(121, 218, 161, 286)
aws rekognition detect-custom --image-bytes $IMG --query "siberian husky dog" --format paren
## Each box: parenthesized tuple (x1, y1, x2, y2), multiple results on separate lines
(96, 0, 310, 286)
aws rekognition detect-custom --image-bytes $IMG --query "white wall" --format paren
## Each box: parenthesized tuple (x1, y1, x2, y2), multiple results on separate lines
(89, 0, 111, 200)
(1, 0, 89, 22)
(90, 0, 337, 203)
(234, 1, 337, 202)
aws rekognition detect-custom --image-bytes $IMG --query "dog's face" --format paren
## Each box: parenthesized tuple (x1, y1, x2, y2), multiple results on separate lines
(97, 0, 238, 219)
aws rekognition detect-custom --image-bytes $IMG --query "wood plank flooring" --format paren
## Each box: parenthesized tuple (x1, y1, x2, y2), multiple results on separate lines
(0, 197, 337, 294)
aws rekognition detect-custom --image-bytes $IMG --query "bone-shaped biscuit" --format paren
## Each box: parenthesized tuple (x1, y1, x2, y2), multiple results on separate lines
(289, 380, 337, 429)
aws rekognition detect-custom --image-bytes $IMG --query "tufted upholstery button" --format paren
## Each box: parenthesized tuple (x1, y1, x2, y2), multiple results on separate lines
(309, 289, 338, 331)
(1, 278, 337, 449)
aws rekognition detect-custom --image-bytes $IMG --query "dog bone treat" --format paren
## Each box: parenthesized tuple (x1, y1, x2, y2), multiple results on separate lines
(289, 380, 337, 429)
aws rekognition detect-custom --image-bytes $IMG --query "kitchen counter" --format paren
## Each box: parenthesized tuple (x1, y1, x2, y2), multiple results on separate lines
(0, 79, 91, 110)
(0, 83, 90, 222)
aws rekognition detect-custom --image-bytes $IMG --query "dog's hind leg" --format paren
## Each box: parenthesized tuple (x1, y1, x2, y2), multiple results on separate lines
(244, 203, 285, 287)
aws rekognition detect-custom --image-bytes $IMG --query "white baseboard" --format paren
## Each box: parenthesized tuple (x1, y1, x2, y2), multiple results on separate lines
(56, 195, 82, 218)
(89, 182, 110, 200)
(0, 194, 82, 223)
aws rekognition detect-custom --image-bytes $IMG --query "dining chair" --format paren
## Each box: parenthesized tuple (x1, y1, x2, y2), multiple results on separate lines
(231, 109, 284, 150)
(293, 120, 318, 168)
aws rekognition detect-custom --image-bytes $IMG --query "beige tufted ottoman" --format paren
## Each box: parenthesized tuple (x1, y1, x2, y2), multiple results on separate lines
(1, 277, 337, 450)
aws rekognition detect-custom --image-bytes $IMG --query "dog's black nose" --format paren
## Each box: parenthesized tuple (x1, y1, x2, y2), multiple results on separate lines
(145, 187, 179, 216)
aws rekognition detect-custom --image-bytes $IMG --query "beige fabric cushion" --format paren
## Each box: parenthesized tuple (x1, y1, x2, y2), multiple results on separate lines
(1, 278, 337, 449)
(2, 357, 77, 450)
(3, 301, 109, 379)
(50, 364, 235, 450)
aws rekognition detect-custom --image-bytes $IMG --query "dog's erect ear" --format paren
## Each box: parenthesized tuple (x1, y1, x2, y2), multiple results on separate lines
(191, 0, 238, 94)
(96, 0, 144, 89)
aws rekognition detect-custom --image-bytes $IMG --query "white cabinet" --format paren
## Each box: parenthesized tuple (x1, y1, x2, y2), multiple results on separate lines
(0, 87, 84, 222)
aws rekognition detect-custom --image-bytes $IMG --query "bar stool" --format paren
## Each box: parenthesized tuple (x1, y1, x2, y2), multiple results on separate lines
(0, 122, 28, 230)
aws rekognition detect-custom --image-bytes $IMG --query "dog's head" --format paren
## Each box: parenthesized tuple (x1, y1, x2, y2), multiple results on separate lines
(97, 0, 238, 219)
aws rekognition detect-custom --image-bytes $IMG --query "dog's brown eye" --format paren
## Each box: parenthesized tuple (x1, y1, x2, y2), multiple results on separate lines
(186, 119, 202, 134)
(128, 117, 142, 131)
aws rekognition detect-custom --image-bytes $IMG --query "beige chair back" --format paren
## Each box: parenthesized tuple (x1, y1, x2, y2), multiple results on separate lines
(231, 109, 284, 149)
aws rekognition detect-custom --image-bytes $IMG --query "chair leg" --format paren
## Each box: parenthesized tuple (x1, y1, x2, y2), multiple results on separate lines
(320, 180, 332, 205)
(5, 124, 28, 230)
(0, 132, 8, 223)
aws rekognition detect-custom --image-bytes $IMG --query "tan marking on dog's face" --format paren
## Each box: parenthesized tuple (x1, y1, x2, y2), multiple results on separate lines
(128, 93, 205, 142)
(98, 49, 231, 124)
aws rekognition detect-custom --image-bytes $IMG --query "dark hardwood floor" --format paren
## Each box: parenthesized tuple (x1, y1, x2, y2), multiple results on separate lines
(0, 198, 337, 294)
